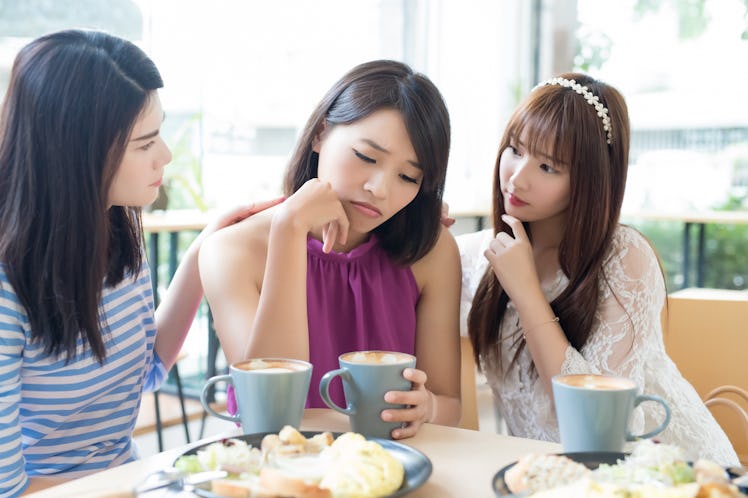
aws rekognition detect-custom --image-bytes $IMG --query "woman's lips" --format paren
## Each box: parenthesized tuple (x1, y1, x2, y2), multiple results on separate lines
(350, 201, 382, 217)
(506, 192, 528, 207)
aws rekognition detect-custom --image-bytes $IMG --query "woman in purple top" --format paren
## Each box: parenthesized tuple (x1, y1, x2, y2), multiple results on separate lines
(199, 60, 462, 438)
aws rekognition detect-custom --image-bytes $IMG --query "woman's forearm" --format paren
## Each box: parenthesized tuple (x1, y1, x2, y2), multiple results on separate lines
(153, 243, 203, 369)
(244, 218, 310, 360)
(430, 392, 462, 427)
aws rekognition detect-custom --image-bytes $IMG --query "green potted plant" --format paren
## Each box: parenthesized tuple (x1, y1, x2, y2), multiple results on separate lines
(148, 112, 207, 212)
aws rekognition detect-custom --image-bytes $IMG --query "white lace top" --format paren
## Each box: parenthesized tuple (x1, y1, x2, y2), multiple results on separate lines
(457, 225, 739, 466)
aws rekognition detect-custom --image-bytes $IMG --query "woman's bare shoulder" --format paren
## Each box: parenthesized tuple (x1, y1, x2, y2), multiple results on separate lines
(411, 226, 461, 284)
(424, 225, 460, 262)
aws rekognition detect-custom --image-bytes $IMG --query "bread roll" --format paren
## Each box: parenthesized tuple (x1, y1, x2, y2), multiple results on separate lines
(259, 466, 331, 498)
(210, 476, 275, 498)
(504, 453, 590, 494)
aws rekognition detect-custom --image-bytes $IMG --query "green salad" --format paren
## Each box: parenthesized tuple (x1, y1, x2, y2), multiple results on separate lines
(174, 437, 263, 477)
(594, 439, 696, 487)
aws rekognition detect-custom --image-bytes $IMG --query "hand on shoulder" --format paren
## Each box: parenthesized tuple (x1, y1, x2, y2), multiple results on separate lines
(198, 206, 276, 293)
(203, 198, 284, 236)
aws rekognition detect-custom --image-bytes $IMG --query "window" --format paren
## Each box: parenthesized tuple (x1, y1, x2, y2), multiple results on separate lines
(569, 0, 748, 289)
(572, 0, 748, 213)
(0, 0, 532, 385)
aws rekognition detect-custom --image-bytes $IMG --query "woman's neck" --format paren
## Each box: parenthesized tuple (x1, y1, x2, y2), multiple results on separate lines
(528, 212, 567, 286)
(527, 211, 566, 252)
(308, 227, 371, 253)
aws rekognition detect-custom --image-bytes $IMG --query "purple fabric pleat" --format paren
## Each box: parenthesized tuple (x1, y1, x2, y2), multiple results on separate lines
(226, 384, 238, 415)
(305, 235, 419, 408)
(222, 235, 419, 414)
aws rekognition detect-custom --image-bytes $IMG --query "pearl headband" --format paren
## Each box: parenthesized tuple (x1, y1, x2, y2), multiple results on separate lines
(535, 77, 613, 145)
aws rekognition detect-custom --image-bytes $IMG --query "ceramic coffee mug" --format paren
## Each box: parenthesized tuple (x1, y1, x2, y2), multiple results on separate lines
(201, 358, 312, 433)
(552, 373, 671, 453)
(319, 351, 416, 439)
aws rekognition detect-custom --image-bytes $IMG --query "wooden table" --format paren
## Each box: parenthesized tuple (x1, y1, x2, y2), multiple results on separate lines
(26, 409, 560, 498)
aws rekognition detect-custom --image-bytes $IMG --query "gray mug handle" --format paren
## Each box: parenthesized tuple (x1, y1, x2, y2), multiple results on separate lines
(201, 374, 240, 423)
(319, 368, 355, 415)
(626, 394, 671, 441)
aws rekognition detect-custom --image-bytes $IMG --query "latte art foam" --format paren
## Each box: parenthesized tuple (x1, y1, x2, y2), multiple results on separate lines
(555, 374, 635, 391)
(235, 359, 308, 372)
(342, 351, 413, 365)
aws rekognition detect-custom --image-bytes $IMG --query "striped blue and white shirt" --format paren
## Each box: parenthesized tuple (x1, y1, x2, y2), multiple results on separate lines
(0, 262, 166, 498)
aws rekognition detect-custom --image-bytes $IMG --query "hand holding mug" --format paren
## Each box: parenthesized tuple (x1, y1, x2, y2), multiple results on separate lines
(319, 351, 416, 439)
(382, 367, 432, 439)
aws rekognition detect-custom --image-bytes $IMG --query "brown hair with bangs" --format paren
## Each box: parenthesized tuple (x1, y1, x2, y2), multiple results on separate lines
(467, 72, 630, 371)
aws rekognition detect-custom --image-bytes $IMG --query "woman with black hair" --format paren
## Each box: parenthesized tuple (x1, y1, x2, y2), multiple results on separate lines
(0, 30, 277, 496)
(200, 60, 462, 439)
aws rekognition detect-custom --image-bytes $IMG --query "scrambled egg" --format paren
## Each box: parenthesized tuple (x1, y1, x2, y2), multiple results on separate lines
(319, 433, 405, 498)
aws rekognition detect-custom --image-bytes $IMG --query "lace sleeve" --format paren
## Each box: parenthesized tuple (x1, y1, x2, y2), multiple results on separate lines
(562, 226, 665, 381)
(456, 229, 493, 337)
(561, 226, 667, 434)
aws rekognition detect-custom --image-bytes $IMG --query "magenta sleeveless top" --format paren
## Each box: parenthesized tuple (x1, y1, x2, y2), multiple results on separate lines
(306, 235, 419, 408)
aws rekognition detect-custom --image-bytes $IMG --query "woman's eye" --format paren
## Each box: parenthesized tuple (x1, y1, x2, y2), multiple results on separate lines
(140, 141, 156, 151)
(400, 173, 420, 185)
(540, 163, 557, 173)
(508, 145, 521, 156)
(354, 150, 376, 164)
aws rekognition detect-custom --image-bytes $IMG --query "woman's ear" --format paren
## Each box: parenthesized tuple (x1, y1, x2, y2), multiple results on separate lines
(312, 120, 328, 153)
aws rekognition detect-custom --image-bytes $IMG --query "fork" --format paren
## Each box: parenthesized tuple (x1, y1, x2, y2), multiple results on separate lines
(133, 468, 227, 496)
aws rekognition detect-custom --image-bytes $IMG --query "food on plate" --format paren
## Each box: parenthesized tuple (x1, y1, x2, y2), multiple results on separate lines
(317, 433, 404, 498)
(505, 440, 746, 497)
(174, 437, 263, 476)
(173, 426, 405, 498)
(504, 453, 591, 494)
(526, 478, 701, 497)
(262, 425, 335, 456)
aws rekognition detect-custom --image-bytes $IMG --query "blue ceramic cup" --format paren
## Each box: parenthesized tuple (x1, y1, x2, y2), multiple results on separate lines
(319, 351, 416, 439)
(201, 358, 312, 433)
(552, 373, 671, 453)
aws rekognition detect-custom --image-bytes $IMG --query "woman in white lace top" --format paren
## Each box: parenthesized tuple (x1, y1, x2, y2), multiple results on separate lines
(458, 73, 738, 465)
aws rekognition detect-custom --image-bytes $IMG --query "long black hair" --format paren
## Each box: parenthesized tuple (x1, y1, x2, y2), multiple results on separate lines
(0, 30, 164, 362)
(283, 60, 451, 265)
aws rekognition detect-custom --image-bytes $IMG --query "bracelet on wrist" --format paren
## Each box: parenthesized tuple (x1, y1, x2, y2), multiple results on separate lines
(521, 316, 560, 338)
(427, 390, 438, 424)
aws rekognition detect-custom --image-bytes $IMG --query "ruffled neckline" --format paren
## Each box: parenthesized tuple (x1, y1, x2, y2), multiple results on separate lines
(306, 234, 379, 261)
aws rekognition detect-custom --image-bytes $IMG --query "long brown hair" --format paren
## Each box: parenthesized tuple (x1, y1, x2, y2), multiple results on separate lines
(283, 60, 451, 265)
(0, 30, 163, 363)
(468, 73, 630, 370)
